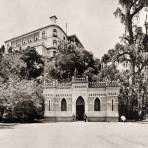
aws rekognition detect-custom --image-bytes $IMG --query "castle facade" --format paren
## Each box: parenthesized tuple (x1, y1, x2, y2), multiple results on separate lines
(5, 16, 83, 57)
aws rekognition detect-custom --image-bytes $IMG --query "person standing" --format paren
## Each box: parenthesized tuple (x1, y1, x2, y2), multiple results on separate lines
(120, 115, 126, 122)
(84, 113, 87, 122)
(72, 113, 75, 122)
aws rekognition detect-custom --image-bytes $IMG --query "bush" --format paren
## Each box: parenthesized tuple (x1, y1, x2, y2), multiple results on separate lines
(2, 107, 13, 122)
(13, 100, 38, 123)
(0, 105, 5, 121)
(127, 110, 139, 121)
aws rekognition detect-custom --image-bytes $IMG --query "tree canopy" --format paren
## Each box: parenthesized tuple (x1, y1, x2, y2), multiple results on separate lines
(0, 47, 44, 122)
(20, 46, 44, 80)
(114, 0, 147, 44)
(100, 0, 148, 118)
(45, 42, 101, 82)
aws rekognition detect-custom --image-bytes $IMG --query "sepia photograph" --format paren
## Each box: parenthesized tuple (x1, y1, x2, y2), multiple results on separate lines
(0, 0, 148, 148)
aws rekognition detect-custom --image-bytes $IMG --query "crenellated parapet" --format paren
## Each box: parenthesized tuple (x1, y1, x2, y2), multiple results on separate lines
(43, 76, 120, 122)
(72, 76, 88, 83)
(44, 76, 119, 89)
(89, 81, 119, 88)
(44, 81, 71, 89)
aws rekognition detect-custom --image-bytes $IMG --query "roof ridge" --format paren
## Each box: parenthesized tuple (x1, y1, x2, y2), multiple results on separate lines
(5, 24, 67, 43)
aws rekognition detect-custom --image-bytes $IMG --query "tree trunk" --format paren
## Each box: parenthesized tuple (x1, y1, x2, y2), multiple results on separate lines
(126, 10, 134, 45)
(131, 62, 136, 86)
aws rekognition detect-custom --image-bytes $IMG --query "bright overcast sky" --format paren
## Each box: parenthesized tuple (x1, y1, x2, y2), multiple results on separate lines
(0, 0, 141, 58)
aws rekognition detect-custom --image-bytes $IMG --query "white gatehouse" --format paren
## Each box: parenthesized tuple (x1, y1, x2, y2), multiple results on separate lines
(43, 76, 120, 122)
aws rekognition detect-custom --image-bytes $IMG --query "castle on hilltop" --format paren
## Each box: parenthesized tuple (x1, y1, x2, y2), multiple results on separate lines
(5, 15, 83, 57)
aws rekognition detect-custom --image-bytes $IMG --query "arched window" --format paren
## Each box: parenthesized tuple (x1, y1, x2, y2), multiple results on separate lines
(61, 98, 67, 111)
(94, 98, 101, 111)
(53, 29, 57, 37)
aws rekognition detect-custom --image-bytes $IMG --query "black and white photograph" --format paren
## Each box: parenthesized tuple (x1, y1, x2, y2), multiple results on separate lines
(0, 0, 148, 148)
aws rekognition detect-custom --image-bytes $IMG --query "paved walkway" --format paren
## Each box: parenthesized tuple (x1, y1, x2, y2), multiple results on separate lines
(0, 122, 148, 148)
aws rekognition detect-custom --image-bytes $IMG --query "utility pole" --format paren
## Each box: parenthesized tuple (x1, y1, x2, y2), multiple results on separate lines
(66, 23, 68, 35)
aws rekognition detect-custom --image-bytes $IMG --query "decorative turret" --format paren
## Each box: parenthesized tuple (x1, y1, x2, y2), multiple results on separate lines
(72, 76, 88, 83)
(50, 15, 57, 24)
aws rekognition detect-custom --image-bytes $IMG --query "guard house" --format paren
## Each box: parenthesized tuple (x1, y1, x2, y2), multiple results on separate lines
(43, 76, 120, 122)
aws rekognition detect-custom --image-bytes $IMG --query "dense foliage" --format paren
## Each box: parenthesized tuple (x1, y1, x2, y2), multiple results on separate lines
(101, 0, 148, 119)
(45, 42, 101, 82)
(20, 46, 44, 80)
(0, 47, 44, 122)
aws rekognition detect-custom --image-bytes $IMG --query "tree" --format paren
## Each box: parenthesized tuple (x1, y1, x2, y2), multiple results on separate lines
(99, 1, 148, 119)
(97, 63, 121, 82)
(0, 76, 44, 122)
(20, 46, 44, 80)
(0, 48, 44, 122)
(112, 0, 148, 118)
(114, 0, 146, 45)
(0, 51, 25, 83)
(114, 0, 148, 83)
(13, 100, 38, 122)
(46, 42, 100, 82)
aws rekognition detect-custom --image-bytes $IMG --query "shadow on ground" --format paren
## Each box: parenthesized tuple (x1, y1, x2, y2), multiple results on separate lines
(0, 120, 44, 129)
(0, 123, 19, 129)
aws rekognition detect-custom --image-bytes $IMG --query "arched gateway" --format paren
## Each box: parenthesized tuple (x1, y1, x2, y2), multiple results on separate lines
(76, 96, 85, 121)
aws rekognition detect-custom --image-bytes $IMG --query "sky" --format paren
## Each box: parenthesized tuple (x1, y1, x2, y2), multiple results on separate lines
(0, 0, 145, 58)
